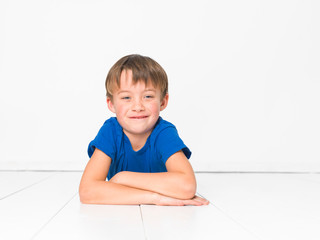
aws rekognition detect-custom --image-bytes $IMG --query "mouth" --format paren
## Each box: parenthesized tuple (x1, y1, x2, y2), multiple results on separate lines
(129, 116, 148, 119)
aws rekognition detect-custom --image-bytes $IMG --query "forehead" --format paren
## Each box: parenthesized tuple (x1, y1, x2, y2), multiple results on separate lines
(117, 70, 158, 91)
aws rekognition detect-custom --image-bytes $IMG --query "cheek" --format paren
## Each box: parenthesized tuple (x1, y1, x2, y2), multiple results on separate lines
(148, 102, 161, 114)
(113, 103, 128, 115)
(119, 106, 130, 115)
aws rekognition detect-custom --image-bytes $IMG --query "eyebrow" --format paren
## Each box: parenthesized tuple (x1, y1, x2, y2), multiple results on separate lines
(144, 88, 156, 92)
(117, 90, 130, 94)
(117, 89, 156, 94)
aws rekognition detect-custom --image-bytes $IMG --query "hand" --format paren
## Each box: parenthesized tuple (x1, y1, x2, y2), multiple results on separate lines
(154, 194, 209, 206)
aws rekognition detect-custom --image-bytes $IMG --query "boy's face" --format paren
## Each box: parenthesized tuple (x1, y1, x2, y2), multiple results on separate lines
(107, 70, 168, 139)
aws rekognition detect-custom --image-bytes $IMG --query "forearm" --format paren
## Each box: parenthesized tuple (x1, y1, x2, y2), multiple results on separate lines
(79, 149, 202, 205)
(79, 180, 157, 205)
(110, 171, 196, 200)
(79, 177, 207, 206)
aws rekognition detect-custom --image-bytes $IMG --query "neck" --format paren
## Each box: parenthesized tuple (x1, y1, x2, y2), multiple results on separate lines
(124, 130, 152, 151)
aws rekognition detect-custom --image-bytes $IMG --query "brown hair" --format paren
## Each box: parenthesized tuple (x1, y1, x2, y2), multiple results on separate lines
(105, 54, 168, 100)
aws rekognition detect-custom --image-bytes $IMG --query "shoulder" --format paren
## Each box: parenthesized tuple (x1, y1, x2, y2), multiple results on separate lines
(87, 117, 122, 158)
(99, 117, 122, 136)
(102, 117, 120, 129)
(152, 117, 177, 136)
(151, 117, 191, 161)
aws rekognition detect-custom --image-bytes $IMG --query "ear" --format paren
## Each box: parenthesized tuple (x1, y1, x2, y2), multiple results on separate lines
(160, 94, 169, 111)
(107, 97, 116, 113)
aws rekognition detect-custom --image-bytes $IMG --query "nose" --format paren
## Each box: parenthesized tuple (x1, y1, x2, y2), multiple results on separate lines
(132, 99, 144, 112)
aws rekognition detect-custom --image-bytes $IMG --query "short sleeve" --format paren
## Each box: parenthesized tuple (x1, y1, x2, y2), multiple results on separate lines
(87, 119, 117, 160)
(155, 126, 191, 164)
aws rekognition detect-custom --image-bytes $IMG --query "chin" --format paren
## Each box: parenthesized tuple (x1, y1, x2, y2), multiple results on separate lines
(132, 128, 152, 135)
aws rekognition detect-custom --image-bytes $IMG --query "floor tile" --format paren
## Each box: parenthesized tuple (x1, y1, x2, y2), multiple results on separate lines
(196, 173, 320, 240)
(0, 171, 54, 199)
(0, 172, 82, 240)
(141, 204, 258, 240)
(33, 195, 145, 240)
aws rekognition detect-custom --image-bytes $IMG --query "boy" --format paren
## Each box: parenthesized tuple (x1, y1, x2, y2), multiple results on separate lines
(79, 54, 209, 206)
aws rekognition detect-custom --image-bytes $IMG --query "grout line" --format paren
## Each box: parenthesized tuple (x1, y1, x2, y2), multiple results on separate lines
(196, 192, 262, 240)
(0, 173, 57, 200)
(139, 205, 148, 240)
(30, 192, 78, 240)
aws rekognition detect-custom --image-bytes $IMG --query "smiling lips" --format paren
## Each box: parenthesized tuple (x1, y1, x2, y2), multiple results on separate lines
(129, 116, 148, 119)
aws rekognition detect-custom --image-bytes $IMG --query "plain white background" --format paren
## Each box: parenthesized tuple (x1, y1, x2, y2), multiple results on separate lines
(0, 0, 319, 172)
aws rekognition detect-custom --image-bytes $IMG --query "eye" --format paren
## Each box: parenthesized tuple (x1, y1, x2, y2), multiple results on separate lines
(144, 95, 154, 99)
(121, 96, 131, 100)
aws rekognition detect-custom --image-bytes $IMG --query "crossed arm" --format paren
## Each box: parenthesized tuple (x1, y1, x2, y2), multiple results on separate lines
(79, 148, 209, 206)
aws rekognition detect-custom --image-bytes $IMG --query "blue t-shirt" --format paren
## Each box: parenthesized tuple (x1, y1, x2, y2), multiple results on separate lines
(88, 117, 191, 180)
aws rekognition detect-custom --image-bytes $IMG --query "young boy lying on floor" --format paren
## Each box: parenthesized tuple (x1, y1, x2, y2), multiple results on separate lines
(79, 54, 209, 206)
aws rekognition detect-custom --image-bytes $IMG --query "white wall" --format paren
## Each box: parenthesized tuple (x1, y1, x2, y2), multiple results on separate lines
(0, 0, 319, 171)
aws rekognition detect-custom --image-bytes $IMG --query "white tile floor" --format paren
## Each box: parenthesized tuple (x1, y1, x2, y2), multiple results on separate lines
(0, 172, 319, 240)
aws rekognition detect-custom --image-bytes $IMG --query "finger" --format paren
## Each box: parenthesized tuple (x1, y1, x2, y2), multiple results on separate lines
(198, 198, 210, 205)
(193, 196, 210, 205)
(182, 199, 204, 206)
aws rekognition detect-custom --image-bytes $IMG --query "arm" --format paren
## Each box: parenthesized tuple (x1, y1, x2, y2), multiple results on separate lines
(79, 148, 156, 205)
(109, 150, 197, 200)
(79, 149, 207, 205)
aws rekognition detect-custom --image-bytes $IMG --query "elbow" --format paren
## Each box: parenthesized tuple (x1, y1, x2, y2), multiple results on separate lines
(79, 184, 95, 204)
(184, 183, 197, 200)
(79, 187, 89, 204)
(179, 176, 197, 200)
